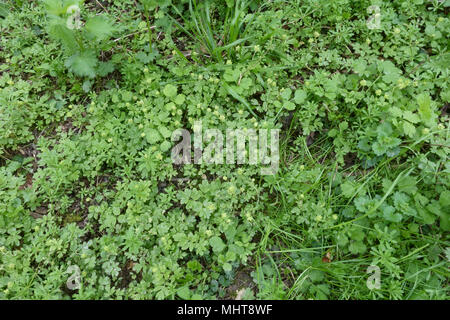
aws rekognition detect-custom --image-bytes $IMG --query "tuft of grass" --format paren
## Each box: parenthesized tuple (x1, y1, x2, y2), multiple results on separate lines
(171, 0, 253, 63)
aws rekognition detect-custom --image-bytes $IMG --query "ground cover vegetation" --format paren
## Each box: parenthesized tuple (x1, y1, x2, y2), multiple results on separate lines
(0, 0, 449, 299)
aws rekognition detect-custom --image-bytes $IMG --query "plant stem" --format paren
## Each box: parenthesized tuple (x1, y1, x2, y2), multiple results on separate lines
(75, 32, 85, 51)
(144, 8, 153, 53)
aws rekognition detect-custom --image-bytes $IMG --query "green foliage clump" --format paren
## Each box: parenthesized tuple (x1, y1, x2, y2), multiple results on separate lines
(44, 0, 115, 78)
(0, 0, 449, 300)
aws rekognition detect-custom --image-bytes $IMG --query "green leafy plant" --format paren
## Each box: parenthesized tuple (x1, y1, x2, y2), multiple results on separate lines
(43, 0, 115, 78)
(1, 0, 449, 301)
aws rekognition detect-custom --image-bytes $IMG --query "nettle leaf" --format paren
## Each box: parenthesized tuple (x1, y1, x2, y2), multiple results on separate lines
(85, 16, 114, 40)
(65, 51, 98, 78)
(48, 22, 79, 54)
(96, 61, 115, 77)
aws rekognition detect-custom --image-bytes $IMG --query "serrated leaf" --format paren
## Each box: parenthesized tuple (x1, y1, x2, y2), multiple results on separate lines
(65, 51, 98, 78)
(223, 262, 232, 272)
(160, 140, 171, 152)
(341, 181, 356, 198)
(209, 236, 225, 253)
(283, 101, 296, 111)
(439, 190, 450, 207)
(403, 111, 420, 124)
(82, 79, 92, 92)
(353, 59, 367, 75)
(377, 122, 393, 137)
(294, 89, 306, 104)
(97, 61, 115, 77)
(380, 60, 401, 84)
(417, 93, 433, 124)
(158, 126, 172, 139)
(163, 84, 177, 98)
(281, 88, 292, 100)
(398, 176, 417, 195)
(48, 22, 79, 54)
(174, 94, 185, 105)
(240, 77, 253, 90)
(223, 69, 240, 83)
(348, 241, 366, 254)
(145, 128, 161, 144)
(372, 141, 387, 156)
(403, 121, 416, 137)
(389, 106, 403, 118)
(136, 51, 151, 64)
(187, 260, 202, 272)
(383, 205, 402, 222)
(0, 2, 10, 18)
(85, 16, 114, 40)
